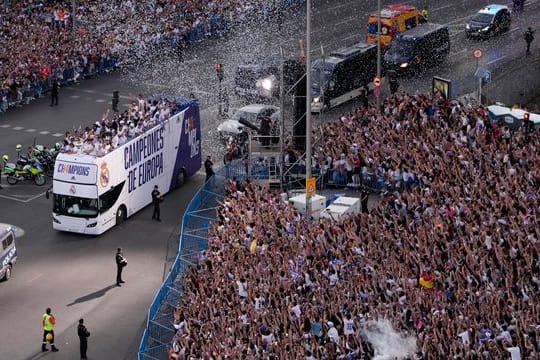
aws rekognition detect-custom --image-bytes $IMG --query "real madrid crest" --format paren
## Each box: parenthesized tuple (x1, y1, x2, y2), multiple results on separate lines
(100, 162, 110, 187)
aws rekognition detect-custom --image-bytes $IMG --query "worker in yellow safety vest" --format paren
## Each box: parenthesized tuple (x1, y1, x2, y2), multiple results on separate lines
(42, 307, 59, 352)
(420, 7, 429, 23)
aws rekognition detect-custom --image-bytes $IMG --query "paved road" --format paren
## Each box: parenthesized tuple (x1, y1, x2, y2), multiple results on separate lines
(0, 1, 539, 359)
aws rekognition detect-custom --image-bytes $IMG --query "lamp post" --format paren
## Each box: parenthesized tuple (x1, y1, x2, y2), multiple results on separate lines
(305, 0, 313, 218)
(376, 0, 381, 113)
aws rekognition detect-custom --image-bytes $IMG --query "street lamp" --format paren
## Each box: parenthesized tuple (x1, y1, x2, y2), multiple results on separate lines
(305, 0, 313, 218)
(376, 0, 381, 113)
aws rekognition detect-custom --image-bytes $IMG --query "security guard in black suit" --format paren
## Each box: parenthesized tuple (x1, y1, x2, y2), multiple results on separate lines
(77, 318, 90, 359)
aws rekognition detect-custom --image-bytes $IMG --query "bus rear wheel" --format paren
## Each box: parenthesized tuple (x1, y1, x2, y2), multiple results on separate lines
(176, 169, 185, 188)
(116, 205, 127, 225)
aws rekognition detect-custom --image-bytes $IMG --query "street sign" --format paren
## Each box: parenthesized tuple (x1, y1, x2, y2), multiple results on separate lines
(474, 67, 489, 79)
(472, 48, 483, 59)
(306, 177, 316, 197)
(484, 70, 492, 83)
(373, 76, 381, 87)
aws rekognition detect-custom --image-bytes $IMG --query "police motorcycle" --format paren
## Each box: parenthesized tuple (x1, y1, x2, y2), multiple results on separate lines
(33, 144, 59, 177)
(2, 146, 46, 186)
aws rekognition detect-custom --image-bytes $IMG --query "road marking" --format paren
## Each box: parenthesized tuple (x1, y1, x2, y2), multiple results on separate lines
(13, 126, 23, 130)
(52, 133, 63, 137)
(0, 124, 10, 128)
(142, 82, 215, 96)
(39, 131, 50, 135)
(25, 191, 48, 202)
(487, 55, 507, 65)
(432, 3, 454, 11)
(335, 16, 357, 27)
(0, 194, 29, 202)
(70, 95, 81, 98)
(509, 27, 520, 34)
(25, 128, 36, 132)
(27, 273, 43, 283)
(450, 48, 468, 58)
(96, 99, 106, 103)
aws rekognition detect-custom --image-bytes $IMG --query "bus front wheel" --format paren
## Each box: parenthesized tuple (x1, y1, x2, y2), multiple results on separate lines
(1, 265, 11, 281)
(116, 205, 127, 225)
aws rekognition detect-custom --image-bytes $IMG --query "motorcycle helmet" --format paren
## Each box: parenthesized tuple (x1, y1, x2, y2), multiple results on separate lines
(55, 143, 61, 150)
(2, 155, 8, 162)
(16, 144, 22, 152)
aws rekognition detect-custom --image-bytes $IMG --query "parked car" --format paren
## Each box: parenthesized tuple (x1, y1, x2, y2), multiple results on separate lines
(0, 224, 17, 282)
(466, 4, 511, 39)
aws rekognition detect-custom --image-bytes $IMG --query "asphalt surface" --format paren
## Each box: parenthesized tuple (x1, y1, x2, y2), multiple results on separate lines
(0, 1, 539, 359)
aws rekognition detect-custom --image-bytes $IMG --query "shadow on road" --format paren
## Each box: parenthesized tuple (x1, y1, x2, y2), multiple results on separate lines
(66, 284, 117, 306)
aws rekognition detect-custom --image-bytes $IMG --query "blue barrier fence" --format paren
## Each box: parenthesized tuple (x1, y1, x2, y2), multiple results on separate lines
(138, 167, 227, 360)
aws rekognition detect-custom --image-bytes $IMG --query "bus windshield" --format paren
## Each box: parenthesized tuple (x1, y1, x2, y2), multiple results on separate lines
(53, 194, 98, 218)
(311, 67, 333, 90)
(387, 38, 416, 57)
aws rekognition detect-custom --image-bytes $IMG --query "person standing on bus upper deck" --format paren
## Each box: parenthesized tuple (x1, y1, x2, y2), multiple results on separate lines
(151, 185, 163, 221)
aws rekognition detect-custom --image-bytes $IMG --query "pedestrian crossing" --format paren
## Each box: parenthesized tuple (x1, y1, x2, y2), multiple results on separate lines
(0, 123, 63, 137)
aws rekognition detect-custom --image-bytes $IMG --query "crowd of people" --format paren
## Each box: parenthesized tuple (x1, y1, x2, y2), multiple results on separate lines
(60, 95, 175, 156)
(0, 0, 298, 111)
(168, 92, 540, 359)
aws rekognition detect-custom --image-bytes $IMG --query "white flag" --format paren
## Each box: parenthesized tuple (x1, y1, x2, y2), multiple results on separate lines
(506, 346, 521, 360)
(458, 330, 469, 345)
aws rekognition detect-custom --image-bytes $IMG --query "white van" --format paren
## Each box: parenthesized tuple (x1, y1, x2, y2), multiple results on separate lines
(0, 224, 17, 281)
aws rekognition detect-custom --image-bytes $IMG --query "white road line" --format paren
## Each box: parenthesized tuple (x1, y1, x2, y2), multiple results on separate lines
(0, 194, 28, 202)
(70, 95, 81, 98)
(96, 99, 106, 102)
(23, 191, 48, 203)
(39, 131, 50, 135)
(450, 48, 468, 58)
(0, 124, 10, 128)
(509, 27, 521, 34)
(142, 82, 216, 96)
(27, 273, 43, 283)
(25, 128, 36, 132)
(13, 126, 23, 130)
(487, 55, 507, 65)
(432, 3, 454, 11)
(335, 16, 357, 27)
(52, 133, 63, 137)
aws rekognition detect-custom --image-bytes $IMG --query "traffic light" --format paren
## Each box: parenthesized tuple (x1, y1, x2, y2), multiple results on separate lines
(215, 63, 223, 82)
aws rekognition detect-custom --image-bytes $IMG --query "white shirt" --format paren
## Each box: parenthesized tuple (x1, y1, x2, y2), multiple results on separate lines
(343, 318, 355, 335)
(327, 326, 339, 343)
(237, 280, 248, 298)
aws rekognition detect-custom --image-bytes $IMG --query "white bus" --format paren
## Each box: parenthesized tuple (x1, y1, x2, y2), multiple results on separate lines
(51, 97, 202, 235)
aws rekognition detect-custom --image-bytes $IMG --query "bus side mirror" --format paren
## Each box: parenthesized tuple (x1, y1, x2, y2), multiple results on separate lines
(45, 190, 50, 199)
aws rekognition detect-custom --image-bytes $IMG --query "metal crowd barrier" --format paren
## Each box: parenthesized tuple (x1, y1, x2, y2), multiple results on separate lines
(138, 168, 228, 360)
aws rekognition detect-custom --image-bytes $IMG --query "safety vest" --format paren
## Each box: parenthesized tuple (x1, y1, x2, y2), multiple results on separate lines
(43, 314, 56, 331)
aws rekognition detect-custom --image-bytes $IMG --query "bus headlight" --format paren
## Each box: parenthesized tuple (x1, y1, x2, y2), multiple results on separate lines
(466, 24, 470, 30)
(86, 222, 98, 228)
(52, 217, 61, 224)
(256, 75, 277, 98)
(480, 26, 490, 32)
(400, 63, 409, 68)
(313, 97, 321, 103)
